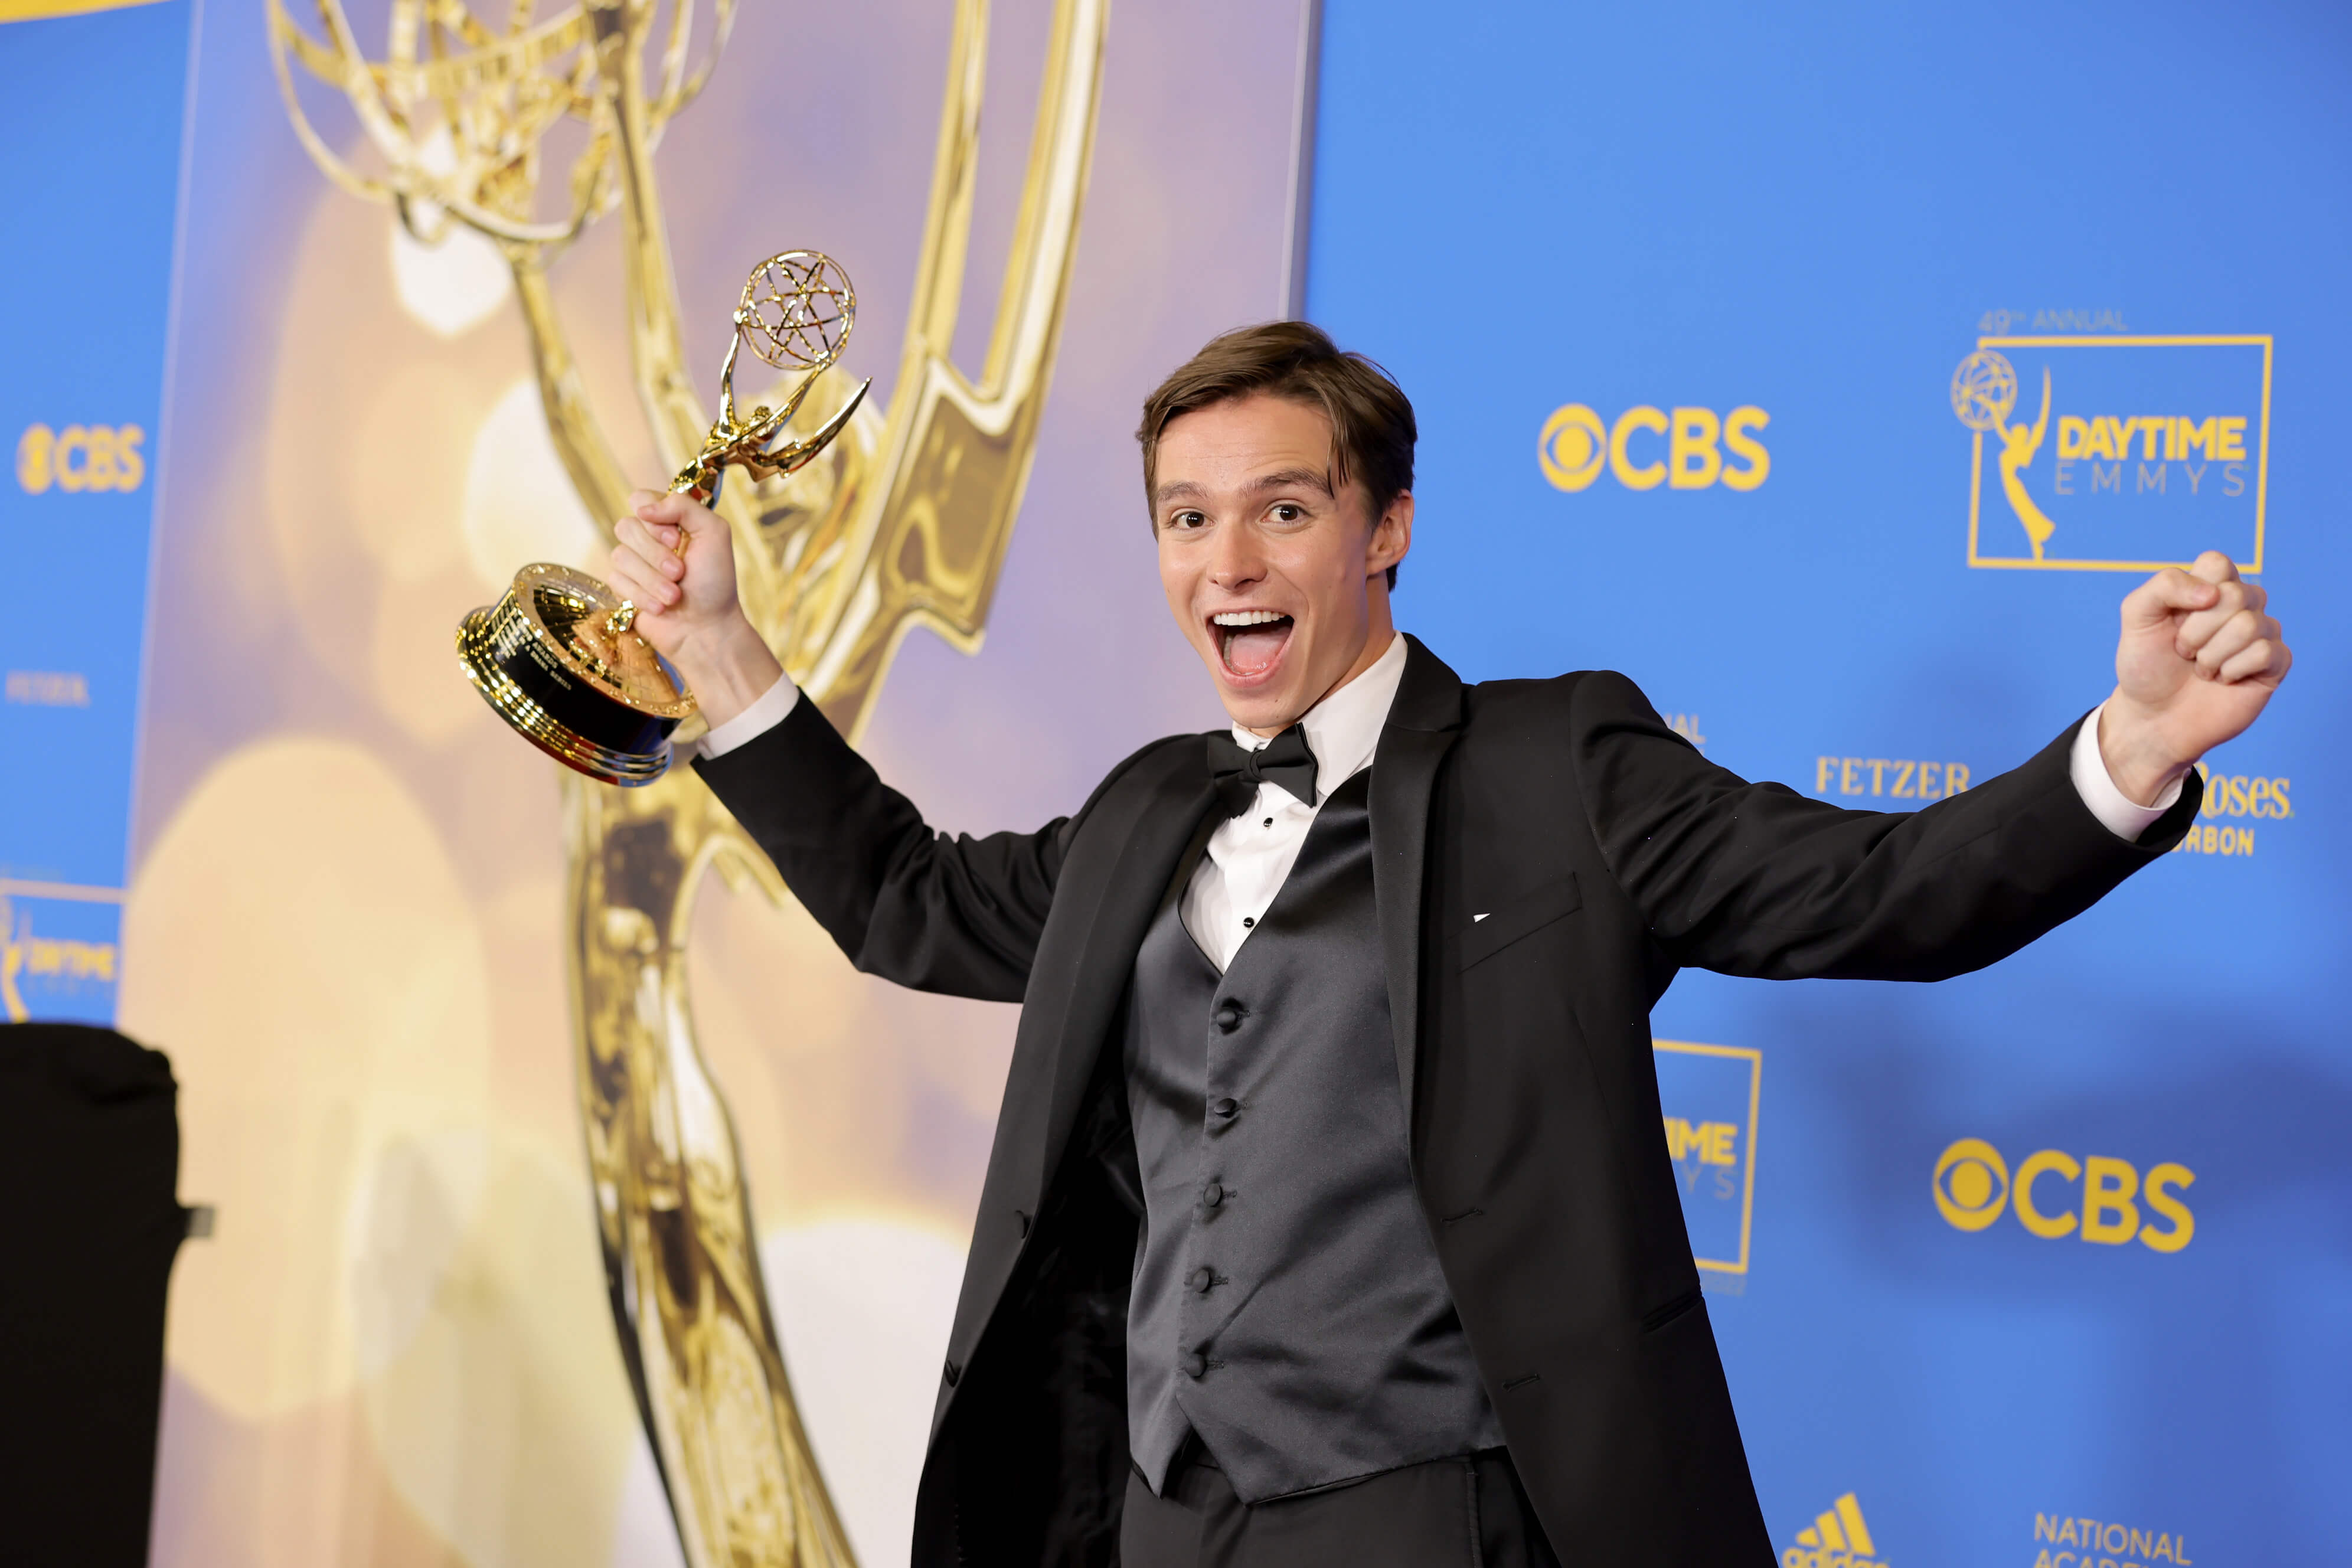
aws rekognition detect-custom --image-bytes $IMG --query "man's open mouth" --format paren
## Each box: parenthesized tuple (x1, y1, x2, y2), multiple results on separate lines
(1212, 609, 1293, 678)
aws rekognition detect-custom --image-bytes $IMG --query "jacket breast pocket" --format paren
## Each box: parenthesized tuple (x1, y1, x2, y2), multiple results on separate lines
(1456, 873, 1582, 971)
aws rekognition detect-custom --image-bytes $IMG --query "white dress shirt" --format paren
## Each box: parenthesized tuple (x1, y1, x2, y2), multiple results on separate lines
(1178, 632, 1409, 971)
(699, 633, 2178, 974)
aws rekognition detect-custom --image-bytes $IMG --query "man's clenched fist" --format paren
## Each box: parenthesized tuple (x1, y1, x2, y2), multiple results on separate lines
(2099, 550, 2291, 807)
(607, 489, 783, 729)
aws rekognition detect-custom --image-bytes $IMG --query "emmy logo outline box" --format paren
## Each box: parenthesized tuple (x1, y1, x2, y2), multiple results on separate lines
(1956, 335, 2272, 574)
(1653, 1038, 1762, 1275)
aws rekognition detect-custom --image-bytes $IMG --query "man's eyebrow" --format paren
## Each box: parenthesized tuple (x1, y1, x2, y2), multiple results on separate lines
(1246, 467, 1334, 497)
(1151, 468, 1334, 506)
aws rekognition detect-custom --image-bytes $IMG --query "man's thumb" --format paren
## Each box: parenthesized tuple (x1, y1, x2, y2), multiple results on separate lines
(2124, 567, 2217, 628)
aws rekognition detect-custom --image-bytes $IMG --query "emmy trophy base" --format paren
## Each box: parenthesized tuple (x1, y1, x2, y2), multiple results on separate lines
(458, 563, 697, 787)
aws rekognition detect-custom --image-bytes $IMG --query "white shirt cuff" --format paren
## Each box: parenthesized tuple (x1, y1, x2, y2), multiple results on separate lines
(694, 674, 802, 759)
(2069, 700, 2182, 841)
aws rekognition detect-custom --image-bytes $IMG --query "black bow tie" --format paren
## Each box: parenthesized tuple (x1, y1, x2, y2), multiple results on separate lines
(1208, 725, 1319, 817)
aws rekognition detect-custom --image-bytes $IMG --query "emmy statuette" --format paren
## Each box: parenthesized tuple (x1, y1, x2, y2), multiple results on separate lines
(457, 252, 868, 785)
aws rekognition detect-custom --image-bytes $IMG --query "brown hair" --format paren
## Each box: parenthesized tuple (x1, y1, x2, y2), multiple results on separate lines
(1136, 321, 1416, 588)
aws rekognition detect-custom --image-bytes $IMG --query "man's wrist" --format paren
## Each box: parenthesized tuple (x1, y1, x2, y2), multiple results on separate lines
(2096, 690, 2193, 808)
(670, 615, 785, 730)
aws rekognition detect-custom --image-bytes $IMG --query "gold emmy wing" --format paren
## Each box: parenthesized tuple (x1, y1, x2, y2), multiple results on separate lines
(267, 0, 1109, 1562)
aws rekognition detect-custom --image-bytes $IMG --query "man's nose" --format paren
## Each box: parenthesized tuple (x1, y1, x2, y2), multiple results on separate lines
(1206, 521, 1266, 590)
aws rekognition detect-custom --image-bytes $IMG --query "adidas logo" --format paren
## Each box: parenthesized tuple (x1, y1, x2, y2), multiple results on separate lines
(1781, 1492, 1890, 1568)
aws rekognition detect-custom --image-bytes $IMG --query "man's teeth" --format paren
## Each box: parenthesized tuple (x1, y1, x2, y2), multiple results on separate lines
(1212, 610, 1288, 626)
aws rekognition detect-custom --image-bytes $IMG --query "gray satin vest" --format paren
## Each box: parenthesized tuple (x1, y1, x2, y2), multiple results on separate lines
(1122, 770, 1503, 1504)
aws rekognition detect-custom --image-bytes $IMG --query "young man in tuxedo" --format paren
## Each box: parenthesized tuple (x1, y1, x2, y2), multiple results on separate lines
(605, 323, 2290, 1568)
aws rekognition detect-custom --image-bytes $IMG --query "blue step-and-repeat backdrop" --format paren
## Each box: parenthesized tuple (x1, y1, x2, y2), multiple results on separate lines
(1, 0, 193, 1024)
(1308, 3, 2348, 1564)
(3, 0, 2344, 1562)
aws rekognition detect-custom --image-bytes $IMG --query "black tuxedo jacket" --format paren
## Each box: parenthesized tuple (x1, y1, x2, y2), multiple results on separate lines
(695, 636, 2200, 1567)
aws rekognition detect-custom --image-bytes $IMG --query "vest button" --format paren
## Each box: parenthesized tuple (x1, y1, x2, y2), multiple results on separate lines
(1208, 1096, 1239, 1121)
(1213, 1001, 1245, 1033)
(1203, 1181, 1224, 1208)
(1183, 1352, 1207, 1380)
(943, 1359, 961, 1387)
(1187, 1266, 1214, 1293)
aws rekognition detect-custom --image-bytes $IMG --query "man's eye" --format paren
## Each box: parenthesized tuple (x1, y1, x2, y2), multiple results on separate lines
(1270, 504, 1304, 522)
(1170, 511, 1206, 530)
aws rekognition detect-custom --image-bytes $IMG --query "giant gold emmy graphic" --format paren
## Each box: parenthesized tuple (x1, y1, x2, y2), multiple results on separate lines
(268, 0, 1108, 1563)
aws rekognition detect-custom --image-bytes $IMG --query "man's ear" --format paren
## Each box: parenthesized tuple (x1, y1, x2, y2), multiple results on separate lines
(1368, 491, 1414, 576)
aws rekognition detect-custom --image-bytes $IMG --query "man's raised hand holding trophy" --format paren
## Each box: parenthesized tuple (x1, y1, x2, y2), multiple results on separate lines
(456, 250, 866, 784)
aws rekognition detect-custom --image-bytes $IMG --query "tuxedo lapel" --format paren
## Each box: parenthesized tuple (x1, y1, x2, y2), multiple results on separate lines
(934, 741, 1214, 1434)
(1030, 748, 1221, 1194)
(1368, 636, 1466, 1134)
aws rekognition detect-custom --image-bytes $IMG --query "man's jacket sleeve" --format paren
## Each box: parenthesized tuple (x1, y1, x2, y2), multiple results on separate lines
(693, 696, 1126, 1002)
(1567, 670, 2203, 982)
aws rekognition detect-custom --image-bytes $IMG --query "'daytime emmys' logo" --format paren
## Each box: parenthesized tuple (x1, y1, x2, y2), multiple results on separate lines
(0, 899, 119, 1024)
(1934, 1138, 2195, 1252)
(1949, 335, 2270, 572)
(1654, 1040, 1762, 1278)
(1539, 403, 1770, 493)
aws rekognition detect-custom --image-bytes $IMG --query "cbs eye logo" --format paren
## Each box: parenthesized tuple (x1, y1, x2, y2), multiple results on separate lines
(1934, 1137, 2195, 1253)
(1537, 403, 1770, 494)
(17, 423, 146, 495)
